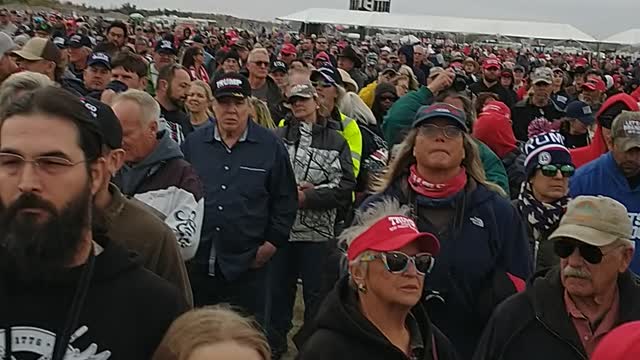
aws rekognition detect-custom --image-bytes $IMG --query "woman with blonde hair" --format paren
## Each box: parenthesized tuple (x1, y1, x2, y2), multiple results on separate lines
(361, 102, 532, 359)
(185, 80, 214, 129)
(153, 305, 271, 360)
(249, 97, 276, 129)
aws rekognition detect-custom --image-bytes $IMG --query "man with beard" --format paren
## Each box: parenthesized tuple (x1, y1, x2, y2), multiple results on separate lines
(0, 86, 188, 359)
(469, 58, 514, 107)
(112, 89, 204, 265)
(155, 64, 192, 144)
(570, 111, 640, 274)
(474, 196, 640, 360)
(82, 97, 193, 306)
(581, 78, 607, 114)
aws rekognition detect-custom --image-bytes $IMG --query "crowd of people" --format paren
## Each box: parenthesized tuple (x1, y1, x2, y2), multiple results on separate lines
(2, 8, 640, 360)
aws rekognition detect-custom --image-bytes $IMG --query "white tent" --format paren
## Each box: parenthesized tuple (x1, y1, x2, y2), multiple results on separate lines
(603, 29, 640, 45)
(277, 8, 597, 43)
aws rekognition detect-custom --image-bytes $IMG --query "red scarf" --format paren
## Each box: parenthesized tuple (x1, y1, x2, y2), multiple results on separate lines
(408, 164, 467, 199)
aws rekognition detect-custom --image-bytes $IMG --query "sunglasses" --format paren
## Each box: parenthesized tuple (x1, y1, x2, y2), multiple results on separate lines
(418, 124, 463, 139)
(252, 61, 269, 67)
(554, 239, 622, 264)
(539, 164, 575, 178)
(311, 80, 334, 88)
(360, 251, 435, 275)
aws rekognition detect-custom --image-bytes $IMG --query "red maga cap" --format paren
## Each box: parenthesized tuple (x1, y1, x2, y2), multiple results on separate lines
(482, 58, 502, 70)
(347, 215, 440, 261)
(583, 78, 606, 92)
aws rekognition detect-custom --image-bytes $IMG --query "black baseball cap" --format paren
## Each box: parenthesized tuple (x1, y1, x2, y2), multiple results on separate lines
(310, 65, 343, 87)
(81, 97, 122, 150)
(87, 52, 111, 70)
(155, 39, 177, 55)
(68, 33, 91, 48)
(270, 60, 288, 74)
(53, 36, 68, 49)
(211, 72, 251, 99)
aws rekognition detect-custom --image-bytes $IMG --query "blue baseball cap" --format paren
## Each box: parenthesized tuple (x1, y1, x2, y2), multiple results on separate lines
(413, 103, 468, 131)
(565, 100, 595, 126)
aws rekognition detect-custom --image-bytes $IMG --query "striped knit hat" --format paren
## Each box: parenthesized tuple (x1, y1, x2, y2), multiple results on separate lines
(523, 132, 573, 179)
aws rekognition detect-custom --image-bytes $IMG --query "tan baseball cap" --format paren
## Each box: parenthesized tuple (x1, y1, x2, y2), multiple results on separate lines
(12, 37, 60, 63)
(612, 111, 640, 152)
(549, 196, 632, 246)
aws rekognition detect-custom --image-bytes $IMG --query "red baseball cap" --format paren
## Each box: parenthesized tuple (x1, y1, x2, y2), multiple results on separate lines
(481, 100, 511, 119)
(314, 51, 330, 63)
(582, 78, 606, 92)
(347, 215, 440, 261)
(575, 57, 588, 68)
(592, 321, 640, 360)
(280, 43, 297, 56)
(483, 58, 502, 70)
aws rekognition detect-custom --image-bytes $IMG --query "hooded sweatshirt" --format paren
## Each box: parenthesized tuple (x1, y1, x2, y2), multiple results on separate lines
(113, 130, 205, 261)
(296, 276, 459, 360)
(570, 94, 639, 168)
(0, 238, 188, 359)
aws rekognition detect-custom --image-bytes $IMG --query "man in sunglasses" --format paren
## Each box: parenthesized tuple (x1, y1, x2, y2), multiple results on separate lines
(475, 195, 640, 360)
(247, 48, 285, 121)
(570, 111, 640, 275)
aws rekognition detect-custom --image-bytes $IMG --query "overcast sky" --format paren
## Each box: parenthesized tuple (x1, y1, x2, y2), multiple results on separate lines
(77, 0, 637, 39)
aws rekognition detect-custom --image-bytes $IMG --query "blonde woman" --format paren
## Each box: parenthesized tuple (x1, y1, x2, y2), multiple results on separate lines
(186, 80, 214, 129)
(249, 97, 276, 129)
(361, 102, 532, 359)
(153, 305, 271, 360)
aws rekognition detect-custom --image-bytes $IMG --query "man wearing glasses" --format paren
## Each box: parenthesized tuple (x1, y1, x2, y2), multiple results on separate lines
(474, 195, 640, 360)
(570, 111, 640, 275)
(247, 48, 285, 121)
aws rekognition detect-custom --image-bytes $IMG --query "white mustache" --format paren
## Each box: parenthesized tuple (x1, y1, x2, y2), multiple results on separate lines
(563, 265, 591, 280)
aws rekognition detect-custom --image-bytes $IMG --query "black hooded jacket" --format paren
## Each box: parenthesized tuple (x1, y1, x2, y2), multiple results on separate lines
(473, 268, 640, 360)
(0, 237, 189, 359)
(296, 276, 459, 360)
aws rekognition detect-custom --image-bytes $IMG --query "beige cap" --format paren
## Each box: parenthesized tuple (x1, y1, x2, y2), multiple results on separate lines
(337, 68, 358, 93)
(12, 37, 60, 63)
(612, 111, 640, 152)
(549, 196, 632, 246)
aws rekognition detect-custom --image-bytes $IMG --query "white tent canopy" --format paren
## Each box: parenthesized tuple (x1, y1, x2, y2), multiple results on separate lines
(603, 29, 640, 45)
(277, 8, 597, 43)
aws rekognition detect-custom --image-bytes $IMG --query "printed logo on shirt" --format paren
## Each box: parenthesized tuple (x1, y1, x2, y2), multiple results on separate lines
(470, 217, 485, 228)
(0, 326, 112, 359)
(629, 212, 640, 241)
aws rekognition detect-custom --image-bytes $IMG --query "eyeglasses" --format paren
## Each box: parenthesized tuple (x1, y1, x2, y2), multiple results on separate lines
(252, 61, 269, 67)
(360, 251, 435, 275)
(539, 164, 575, 178)
(311, 80, 334, 88)
(554, 239, 623, 264)
(418, 124, 463, 139)
(0, 152, 88, 176)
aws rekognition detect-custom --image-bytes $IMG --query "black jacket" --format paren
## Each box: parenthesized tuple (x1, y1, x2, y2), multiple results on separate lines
(296, 276, 459, 360)
(511, 98, 565, 141)
(0, 237, 188, 359)
(501, 148, 525, 200)
(473, 268, 640, 360)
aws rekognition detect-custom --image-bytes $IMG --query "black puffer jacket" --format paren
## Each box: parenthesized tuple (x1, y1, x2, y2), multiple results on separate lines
(473, 268, 640, 360)
(296, 276, 459, 360)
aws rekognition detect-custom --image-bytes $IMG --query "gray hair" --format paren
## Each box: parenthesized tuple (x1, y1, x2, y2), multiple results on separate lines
(0, 71, 56, 112)
(340, 197, 411, 250)
(247, 48, 269, 62)
(113, 89, 161, 127)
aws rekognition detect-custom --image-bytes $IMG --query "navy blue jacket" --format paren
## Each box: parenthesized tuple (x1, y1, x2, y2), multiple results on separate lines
(181, 120, 298, 281)
(361, 178, 532, 358)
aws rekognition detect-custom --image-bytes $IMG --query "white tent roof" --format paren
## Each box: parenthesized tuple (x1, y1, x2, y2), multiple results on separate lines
(277, 8, 597, 43)
(603, 29, 640, 45)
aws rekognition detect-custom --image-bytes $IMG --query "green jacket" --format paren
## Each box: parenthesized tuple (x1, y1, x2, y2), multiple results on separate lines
(382, 86, 510, 196)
